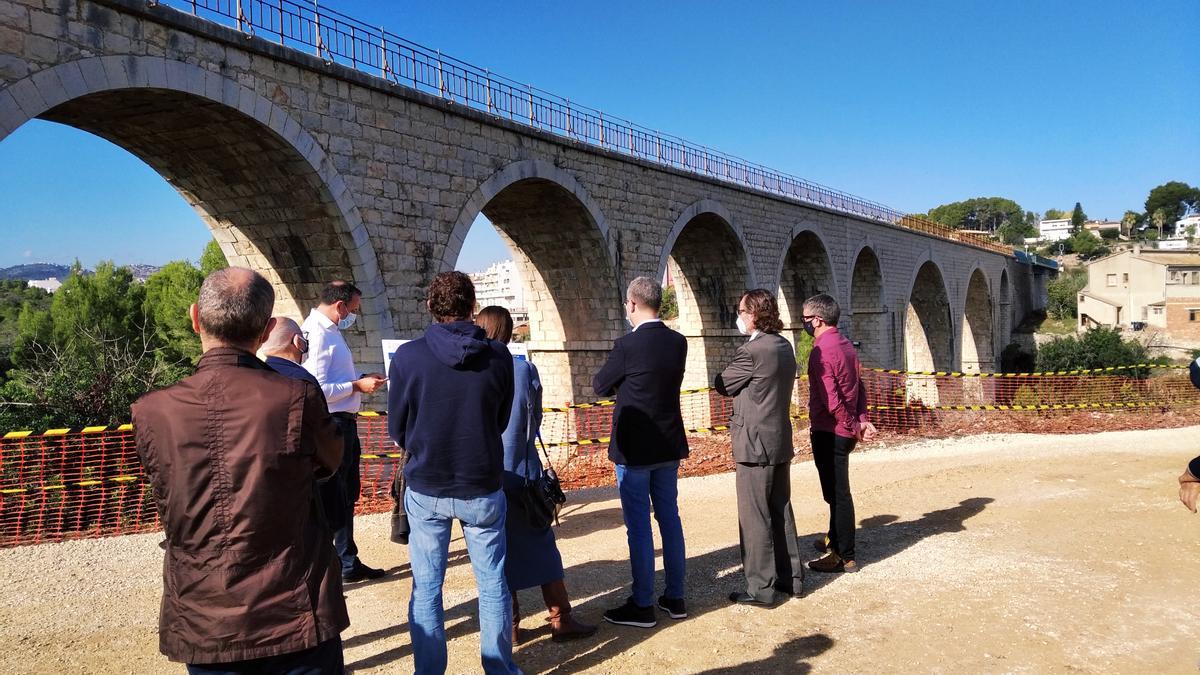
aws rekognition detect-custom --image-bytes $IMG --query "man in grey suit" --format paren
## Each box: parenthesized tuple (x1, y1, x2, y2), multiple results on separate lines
(715, 288, 803, 606)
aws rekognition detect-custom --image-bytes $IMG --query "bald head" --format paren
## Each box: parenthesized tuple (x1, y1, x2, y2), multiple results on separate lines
(195, 267, 275, 350)
(262, 317, 305, 361)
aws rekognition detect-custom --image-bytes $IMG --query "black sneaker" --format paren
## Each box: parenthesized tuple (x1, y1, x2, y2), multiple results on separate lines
(603, 599, 657, 628)
(656, 595, 687, 619)
(342, 562, 387, 583)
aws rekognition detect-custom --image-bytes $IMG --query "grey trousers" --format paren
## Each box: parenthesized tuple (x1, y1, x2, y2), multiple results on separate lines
(735, 462, 804, 602)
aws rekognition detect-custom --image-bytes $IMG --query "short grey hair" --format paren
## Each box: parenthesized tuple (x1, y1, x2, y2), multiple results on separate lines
(803, 293, 841, 326)
(197, 267, 275, 346)
(627, 276, 662, 312)
(261, 317, 303, 355)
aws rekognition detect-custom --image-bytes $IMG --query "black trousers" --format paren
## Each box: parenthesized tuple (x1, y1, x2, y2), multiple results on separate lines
(735, 462, 804, 601)
(329, 414, 362, 574)
(186, 636, 344, 674)
(811, 430, 857, 561)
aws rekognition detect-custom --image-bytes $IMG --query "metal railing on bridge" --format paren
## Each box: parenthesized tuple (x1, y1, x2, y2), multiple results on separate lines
(152, 0, 1011, 257)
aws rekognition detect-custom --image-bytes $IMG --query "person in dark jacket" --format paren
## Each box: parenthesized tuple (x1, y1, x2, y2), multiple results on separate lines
(387, 272, 521, 675)
(261, 316, 352, 535)
(715, 289, 804, 606)
(593, 276, 689, 629)
(131, 268, 348, 673)
(475, 306, 597, 645)
(1181, 359, 1200, 513)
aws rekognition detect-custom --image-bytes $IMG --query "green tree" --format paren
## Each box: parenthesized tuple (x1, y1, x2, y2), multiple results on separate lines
(144, 261, 204, 363)
(1120, 210, 1143, 238)
(200, 239, 229, 277)
(2, 262, 188, 430)
(660, 285, 679, 321)
(1067, 230, 1109, 260)
(0, 281, 51, 386)
(1046, 267, 1087, 319)
(1145, 181, 1200, 224)
(1036, 327, 1163, 374)
(1151, 208, 1172, 239)
(1070, 202, 1087, 233)
(926, 197, 1026, 233)
(997, 221, 1038, 245)
(1044, 209, 1068, 220)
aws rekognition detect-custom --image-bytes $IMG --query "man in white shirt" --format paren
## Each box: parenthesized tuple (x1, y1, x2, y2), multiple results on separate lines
(302, 280, 388, 582)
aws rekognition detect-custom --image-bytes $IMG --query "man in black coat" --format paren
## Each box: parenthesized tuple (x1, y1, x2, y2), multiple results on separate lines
(593, 276, 689, 629)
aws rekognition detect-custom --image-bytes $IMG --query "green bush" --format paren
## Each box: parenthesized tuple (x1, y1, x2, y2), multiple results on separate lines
(1035, 327, 1168, 375)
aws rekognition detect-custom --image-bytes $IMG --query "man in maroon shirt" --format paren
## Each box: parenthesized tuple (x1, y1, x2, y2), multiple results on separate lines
(803, 293, 877, 573)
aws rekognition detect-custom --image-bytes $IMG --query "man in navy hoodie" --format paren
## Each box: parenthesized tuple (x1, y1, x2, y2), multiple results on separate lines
(387, 271, 520, 675)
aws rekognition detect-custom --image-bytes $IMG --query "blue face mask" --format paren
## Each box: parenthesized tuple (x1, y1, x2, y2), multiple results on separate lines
(338, 312, 357, 331)
(802, 320, 815, 337)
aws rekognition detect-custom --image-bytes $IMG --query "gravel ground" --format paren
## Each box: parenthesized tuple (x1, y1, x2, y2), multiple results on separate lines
(1, 427, 1198, 673)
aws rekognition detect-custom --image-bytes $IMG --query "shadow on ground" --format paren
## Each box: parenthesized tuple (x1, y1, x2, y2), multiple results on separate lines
(802, 497, 994, 595)
(345, 497, 991, 672)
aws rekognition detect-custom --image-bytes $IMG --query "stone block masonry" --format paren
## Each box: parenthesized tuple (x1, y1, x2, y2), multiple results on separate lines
(0, 0, 1045, 404)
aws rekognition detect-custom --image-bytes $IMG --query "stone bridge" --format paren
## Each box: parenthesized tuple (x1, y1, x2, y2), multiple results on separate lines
(0, 0, 1054, 403)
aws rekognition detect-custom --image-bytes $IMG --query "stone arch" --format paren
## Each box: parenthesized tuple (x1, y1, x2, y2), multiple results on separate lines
(777, 224, 839, 331)
(662, 200, 754, 391)
(960, 268, 995, 374)
(905, 259, 954, 370)
(998, 269, 1013, 349)
(0, 56, 394, 357)
(849, 246, 888, 368)
(444, 160, 621, 402)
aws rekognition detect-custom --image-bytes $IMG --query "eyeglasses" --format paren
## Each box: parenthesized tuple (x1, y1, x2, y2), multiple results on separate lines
(802, 315, 819, 321)
(737, 308, 752, 315)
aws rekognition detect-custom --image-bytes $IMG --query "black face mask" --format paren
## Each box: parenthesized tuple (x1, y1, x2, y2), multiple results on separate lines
(295, 335, 310, 355)
(802, 320, 816, 337)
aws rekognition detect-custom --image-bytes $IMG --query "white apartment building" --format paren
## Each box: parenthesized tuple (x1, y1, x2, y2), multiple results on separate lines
(27, 277, 62, 293)
(1038, 218, 1072, 242)
(1173, 214, 1200, 240)
(469, 260, 528, 323)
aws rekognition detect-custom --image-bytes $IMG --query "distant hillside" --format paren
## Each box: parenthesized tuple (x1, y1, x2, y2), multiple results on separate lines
(0, 263, 161, 282)
(0, 263, 71, 281)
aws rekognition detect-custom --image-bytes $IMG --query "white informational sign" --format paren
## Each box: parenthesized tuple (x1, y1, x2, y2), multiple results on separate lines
(508, 343, 529, 361)
(381, 339, 409, 383)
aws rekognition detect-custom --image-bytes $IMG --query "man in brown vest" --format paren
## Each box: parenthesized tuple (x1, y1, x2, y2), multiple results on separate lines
(132, 267, 348, 673)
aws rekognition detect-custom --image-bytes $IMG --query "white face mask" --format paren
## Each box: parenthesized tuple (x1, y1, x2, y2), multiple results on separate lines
(735, 315, 750, 336)
(337, 312, 357, 331)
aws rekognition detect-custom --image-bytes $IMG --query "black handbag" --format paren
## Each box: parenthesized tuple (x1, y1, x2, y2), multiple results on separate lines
(517, 432, 567, 530)
(389, 444, 410, 544)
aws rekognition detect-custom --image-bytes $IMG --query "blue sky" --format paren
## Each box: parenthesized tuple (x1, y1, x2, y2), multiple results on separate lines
(1, 0, 1197, 270)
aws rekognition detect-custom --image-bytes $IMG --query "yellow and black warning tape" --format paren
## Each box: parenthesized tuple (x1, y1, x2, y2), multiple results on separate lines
(867, 400, 1189, 412)
(866, 363, 1185, 378)
(0, 474, 142, 495)
(3, 423, 134, 440)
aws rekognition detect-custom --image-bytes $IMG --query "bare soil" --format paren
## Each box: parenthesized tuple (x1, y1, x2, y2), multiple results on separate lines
(1, 426, 1197, 673)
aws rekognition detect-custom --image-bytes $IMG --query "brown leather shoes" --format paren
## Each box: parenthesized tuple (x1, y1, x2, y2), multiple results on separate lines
(808, 553, 859, 574)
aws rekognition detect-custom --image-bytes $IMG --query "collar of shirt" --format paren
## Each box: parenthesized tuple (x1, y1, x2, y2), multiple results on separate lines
(632, 318, 663, 331)
(748, 330, 762, 342)
(813, 326, 842, 346)
(308, 308, 336, 331)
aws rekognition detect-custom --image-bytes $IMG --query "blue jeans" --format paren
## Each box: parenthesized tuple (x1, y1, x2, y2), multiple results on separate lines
(405, 488, 521, 675)
(615, 461, 686, 607)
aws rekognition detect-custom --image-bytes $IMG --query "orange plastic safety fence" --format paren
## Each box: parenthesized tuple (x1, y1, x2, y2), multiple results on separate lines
(4, 370, 1198, 548)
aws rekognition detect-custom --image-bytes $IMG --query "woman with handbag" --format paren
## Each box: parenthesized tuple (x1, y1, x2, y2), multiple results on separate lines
(475, 306, 598, 645)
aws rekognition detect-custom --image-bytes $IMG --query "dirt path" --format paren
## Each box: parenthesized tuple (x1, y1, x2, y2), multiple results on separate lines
(1, 427, 1197, 673)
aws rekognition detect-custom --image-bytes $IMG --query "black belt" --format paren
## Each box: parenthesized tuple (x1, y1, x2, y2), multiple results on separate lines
(331, 411, 357, 420)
